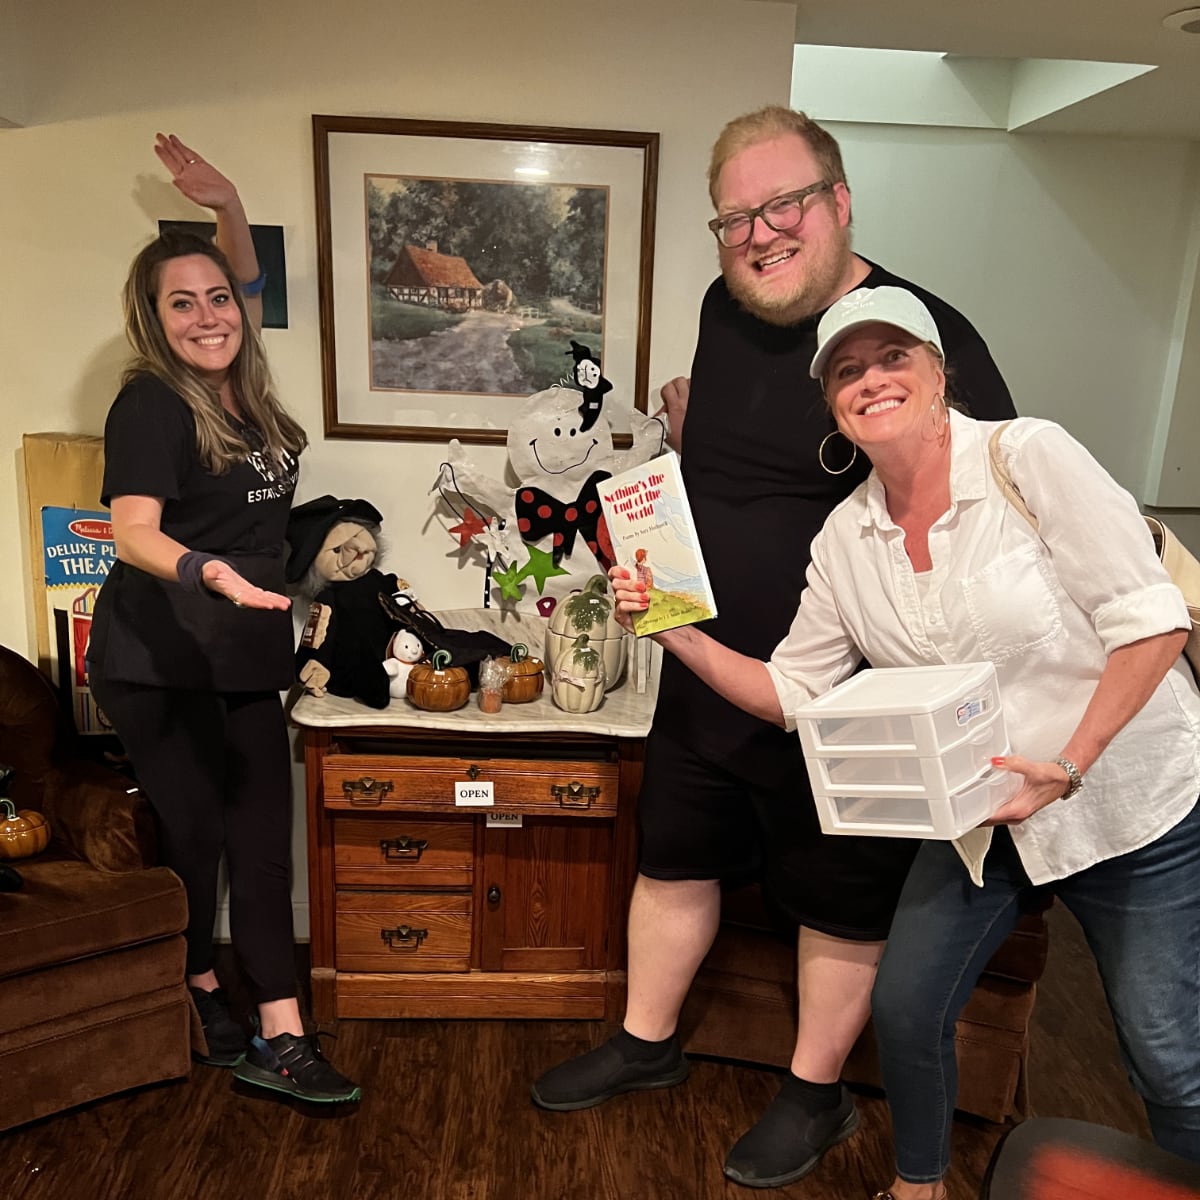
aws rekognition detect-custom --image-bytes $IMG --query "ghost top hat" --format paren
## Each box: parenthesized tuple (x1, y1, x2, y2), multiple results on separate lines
(285, 495, 383, 585)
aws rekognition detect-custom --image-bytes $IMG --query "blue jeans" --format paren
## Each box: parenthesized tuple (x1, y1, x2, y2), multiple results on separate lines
(872, 801, 1200, 1182)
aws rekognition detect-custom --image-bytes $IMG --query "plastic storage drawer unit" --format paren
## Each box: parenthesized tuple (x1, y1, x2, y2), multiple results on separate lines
(793, 662, 1015, 839)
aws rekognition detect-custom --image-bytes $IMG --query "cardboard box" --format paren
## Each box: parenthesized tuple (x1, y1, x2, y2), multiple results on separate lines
(22, 432, 106, 682)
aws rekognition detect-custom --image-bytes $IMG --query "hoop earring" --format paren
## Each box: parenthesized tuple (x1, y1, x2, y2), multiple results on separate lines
(930, 394, 948, 438)
(818, 430, 858, 475)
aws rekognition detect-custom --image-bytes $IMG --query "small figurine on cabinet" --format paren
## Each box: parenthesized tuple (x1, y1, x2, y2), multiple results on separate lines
(286, 495, 511, 709)
(407, 651, 471, 712)
(500, 643, 545, 704)
(550, 634, 607, 714)
(544, 574, 629, 690)
(383, 628, 426, 699)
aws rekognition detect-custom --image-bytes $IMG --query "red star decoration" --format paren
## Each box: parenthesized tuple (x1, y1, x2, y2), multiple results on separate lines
(448, 507, 488, 548)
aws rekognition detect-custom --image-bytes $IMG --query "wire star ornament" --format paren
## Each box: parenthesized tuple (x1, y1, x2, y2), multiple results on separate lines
(491, 561, 524, 601)
(517, 544, 570, 594)
(448, 507, 488, 549)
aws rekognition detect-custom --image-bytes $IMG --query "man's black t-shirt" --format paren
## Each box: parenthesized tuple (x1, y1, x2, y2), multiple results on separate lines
(652, 261, 1017, 788)
(88, 374, 299, 691)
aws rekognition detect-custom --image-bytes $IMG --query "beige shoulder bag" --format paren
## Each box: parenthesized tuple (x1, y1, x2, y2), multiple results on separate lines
(987, 421, 1200, 677)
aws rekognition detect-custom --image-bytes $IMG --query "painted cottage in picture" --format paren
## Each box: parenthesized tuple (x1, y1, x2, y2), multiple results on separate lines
(385, 242, 485, 313)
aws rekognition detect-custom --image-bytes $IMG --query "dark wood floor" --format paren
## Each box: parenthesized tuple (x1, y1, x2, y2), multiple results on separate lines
(2, 905, 1151, 1200)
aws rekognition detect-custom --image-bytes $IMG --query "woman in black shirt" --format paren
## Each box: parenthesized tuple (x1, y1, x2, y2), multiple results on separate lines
(88, 135, 358, 1104)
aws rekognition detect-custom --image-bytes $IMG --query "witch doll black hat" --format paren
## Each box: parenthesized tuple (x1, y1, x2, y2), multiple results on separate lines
(285, 495, 383, 585)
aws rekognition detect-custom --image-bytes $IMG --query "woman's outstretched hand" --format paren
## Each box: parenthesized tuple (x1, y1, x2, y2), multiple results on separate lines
(982, 754, 1072, 825)
(154, 133, 241, 214)
(607, 565, 648, 634)
(200, 559, 291, 612)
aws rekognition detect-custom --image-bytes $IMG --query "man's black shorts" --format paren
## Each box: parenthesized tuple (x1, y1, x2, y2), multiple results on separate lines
(637, 729, 920, 942)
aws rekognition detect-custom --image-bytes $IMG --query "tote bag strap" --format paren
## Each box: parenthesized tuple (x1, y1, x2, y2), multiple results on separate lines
(987, 421, 1038, 529)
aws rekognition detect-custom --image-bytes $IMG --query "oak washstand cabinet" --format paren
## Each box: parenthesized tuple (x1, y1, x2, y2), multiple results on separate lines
(292, 610, 657, 1022)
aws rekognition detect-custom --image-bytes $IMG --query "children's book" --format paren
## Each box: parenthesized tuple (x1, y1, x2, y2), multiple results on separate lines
(599, 452, 718, 637)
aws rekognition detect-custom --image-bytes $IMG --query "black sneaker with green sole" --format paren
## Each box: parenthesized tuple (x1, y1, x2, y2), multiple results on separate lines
(233, 1030, 361, 1103)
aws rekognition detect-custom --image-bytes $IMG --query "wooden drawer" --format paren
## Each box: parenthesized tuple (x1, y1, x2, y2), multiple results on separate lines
(333, 817, 473, 888)
(323, 753, 618, 817)
(335, 892, 472, 972)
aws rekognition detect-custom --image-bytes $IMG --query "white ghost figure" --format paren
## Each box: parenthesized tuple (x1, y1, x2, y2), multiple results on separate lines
(442, 384, 666, 609)
(383, 628, 426, 698)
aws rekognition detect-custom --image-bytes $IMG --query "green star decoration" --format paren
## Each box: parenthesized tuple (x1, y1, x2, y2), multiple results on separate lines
(517, 545, 570, 594)
(492, 562, 524, 601)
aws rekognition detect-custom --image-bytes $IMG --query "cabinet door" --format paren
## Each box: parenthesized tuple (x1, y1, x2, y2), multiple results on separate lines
(479, 818, 612, 972)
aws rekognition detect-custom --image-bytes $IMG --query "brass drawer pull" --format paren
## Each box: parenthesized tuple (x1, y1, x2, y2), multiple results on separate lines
(342, 776, 394, 805)
(380, 836, 428, 861)
(380, 925, 428, 950)
(551, 780, 602, 808)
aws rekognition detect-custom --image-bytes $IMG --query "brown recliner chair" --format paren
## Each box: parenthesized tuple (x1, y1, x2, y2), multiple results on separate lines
(679, 883, 1050, 1123)
(0, 644, 193, 1131)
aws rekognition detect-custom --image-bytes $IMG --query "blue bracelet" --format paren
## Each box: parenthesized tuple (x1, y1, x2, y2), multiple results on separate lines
(241, 269, 268, 297)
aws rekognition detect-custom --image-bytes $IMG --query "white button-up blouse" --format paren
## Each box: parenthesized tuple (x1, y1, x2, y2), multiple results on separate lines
(766, 410, 1200, 886)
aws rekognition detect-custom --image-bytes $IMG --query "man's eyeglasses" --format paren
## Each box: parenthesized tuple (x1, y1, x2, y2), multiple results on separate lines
(707, 180, 833, 248)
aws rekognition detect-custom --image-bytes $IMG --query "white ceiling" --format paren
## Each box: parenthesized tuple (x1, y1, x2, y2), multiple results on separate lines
(784, 0, 1200, 138)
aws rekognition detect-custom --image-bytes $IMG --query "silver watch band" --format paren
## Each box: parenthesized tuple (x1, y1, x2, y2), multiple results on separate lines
(1053, 756, 1083, 799)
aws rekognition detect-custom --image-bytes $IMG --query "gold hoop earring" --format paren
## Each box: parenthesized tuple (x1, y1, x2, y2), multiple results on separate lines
(818, 430, 858, 475)
(930, 394, 948, 438)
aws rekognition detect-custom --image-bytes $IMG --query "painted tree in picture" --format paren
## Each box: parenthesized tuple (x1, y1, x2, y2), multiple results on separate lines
(365, 175, 609, 396)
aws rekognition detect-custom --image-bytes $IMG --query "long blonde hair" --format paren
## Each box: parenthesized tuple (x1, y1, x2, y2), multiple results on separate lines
(122, 229, 307, 474)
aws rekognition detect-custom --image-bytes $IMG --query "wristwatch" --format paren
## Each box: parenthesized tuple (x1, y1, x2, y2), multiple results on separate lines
(1053, 756, 1084, 799)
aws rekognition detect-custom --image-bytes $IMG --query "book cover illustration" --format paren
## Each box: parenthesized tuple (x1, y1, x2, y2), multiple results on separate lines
(599, 452, 718, 636)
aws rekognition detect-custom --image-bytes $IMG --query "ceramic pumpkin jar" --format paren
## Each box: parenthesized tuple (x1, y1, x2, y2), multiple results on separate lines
(500, 643, 544, 704)
(0, 798, 51, 860)
(544, 575, 628, 691)
(550, 634, 607, 714)
(406, 650, 471, 712)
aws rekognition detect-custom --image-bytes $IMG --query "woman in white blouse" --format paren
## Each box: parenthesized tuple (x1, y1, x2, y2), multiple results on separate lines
(612, 286, 1200, 1200)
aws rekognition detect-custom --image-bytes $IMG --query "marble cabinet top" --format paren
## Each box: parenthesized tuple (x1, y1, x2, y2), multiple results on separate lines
(289, 607, 660, 739)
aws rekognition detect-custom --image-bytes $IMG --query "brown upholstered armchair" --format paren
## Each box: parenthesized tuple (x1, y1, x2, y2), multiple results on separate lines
(679, 882, 1050, 1123)
(0, 645, 192, 1131)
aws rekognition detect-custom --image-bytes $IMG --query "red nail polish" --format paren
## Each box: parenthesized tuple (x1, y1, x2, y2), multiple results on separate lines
(991, 756, 1006, 767)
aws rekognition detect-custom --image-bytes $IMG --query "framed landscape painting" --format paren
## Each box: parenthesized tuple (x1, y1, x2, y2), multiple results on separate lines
(313, 114, 659, 444)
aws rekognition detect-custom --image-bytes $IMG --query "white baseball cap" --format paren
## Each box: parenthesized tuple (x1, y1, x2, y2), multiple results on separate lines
(809, 286, 944, 380)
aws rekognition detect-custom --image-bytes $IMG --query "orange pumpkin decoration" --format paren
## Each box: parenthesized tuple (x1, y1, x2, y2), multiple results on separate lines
(406, 650, 471, 712)
(0, 798, 51, 860)
(501, 642, 544, 704)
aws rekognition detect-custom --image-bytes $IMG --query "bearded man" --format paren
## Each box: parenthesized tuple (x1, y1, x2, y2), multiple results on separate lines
(532, 106, 1016, 1190)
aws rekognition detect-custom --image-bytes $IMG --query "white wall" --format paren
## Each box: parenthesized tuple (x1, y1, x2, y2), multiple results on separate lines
(830, 122, 1200, 516)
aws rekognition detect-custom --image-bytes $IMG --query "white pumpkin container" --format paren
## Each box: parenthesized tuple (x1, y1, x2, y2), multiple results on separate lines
(543, 575, 629, 691)
(550, 634, 607, 714)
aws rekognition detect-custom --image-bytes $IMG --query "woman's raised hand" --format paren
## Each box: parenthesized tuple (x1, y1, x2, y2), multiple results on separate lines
(154, 133, 241, 214)
(200, 559, 291, 612)
(607, 565, 647, 634)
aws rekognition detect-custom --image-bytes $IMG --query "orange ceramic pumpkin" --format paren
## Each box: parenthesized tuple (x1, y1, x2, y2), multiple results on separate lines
(0, 798, 51, 860)
(406, 650, 471, 712)
(501, 642, 544, 704)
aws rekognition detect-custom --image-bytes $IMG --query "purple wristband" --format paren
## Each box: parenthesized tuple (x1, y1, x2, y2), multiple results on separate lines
(176, 551, 221, 593)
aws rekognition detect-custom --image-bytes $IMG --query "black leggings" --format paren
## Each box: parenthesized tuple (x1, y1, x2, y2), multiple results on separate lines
(89, 673, 296, 1002)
